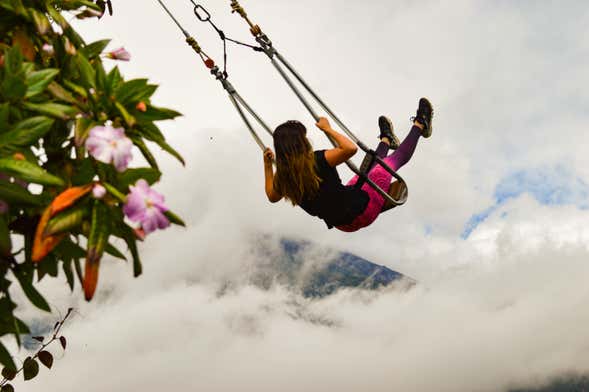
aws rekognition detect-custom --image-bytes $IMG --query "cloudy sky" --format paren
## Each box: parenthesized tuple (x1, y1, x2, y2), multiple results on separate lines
(8, 1, 589, 391)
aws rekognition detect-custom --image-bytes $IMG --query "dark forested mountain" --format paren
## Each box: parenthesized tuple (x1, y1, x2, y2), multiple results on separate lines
(249, 238, 413, 297)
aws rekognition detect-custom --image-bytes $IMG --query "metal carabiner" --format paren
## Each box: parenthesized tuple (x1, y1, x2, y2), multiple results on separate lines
(190, 1, 211, 22)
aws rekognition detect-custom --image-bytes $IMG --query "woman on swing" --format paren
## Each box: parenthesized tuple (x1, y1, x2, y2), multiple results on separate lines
(263, 98, 434, 232)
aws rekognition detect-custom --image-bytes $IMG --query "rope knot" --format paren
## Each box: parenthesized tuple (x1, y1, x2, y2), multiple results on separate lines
(230, 1, 247, 18)
(250, 25, 262, 36)
(186, 37, 202, 53)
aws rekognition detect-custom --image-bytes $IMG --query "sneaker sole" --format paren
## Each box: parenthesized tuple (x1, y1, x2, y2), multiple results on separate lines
(378, 116, 400, 149)
(419, 98, 433, 138)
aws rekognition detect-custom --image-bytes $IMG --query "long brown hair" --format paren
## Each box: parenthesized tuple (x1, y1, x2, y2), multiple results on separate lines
(273, 121, 321, 205)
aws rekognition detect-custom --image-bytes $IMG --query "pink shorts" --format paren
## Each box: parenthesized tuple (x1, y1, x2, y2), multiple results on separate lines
(335, 164, 394, 232)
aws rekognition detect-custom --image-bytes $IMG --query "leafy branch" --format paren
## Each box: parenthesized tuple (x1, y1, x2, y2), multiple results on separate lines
(0, 308, 73, 391)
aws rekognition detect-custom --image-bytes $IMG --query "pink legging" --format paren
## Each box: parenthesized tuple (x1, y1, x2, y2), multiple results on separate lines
(336, 126, 422, 232)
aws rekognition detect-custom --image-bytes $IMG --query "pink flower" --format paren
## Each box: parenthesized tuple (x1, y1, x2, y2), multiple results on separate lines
(85, 125, 133, 172)
(92, 183, 107, 199)
(106, 47, 131, 61)
(123, 180, 170, 234)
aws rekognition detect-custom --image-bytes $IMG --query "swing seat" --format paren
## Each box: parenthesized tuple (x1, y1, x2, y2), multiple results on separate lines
(357, 151, 408, 212)
(382, 180, 407, 212)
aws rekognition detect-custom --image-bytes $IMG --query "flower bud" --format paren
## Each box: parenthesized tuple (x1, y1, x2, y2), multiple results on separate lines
(106, 47, 131, 61)
(42, 43, 55, 56)
(92, 183, 107, 199)
(136, 101, 147, 112)
(64, 37, 77, 55)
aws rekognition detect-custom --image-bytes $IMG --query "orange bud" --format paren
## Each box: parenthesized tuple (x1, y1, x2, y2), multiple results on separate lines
(13, 153, 25, 161)
(134, 227, 146, 241)
(0, 55, 4, 67)
(32, 207, 65, 262)
(83, 256, 100, 301)
(135, 101, 147, 112)
(13, 30, 36, 61)
(50, 185, 93, 217)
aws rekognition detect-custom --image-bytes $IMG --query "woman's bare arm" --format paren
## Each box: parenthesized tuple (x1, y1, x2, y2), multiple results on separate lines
(316, 117, 358, 167)
(263, 148, 282, 203)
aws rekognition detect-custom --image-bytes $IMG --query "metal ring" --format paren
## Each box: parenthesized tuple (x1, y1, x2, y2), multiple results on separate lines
(190, 1, 210, 22)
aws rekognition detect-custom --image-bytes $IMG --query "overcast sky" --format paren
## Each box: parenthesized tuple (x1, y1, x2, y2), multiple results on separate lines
(7, 1, 589, 391)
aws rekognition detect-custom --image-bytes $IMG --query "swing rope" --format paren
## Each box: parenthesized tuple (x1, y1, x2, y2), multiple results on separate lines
(155, 0, 273, 153)
(226, 0, 408, 207)
(156, 0, 408, 208)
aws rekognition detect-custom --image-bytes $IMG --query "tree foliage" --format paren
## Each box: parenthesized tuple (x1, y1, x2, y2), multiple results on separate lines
(0, 0, 184, 376)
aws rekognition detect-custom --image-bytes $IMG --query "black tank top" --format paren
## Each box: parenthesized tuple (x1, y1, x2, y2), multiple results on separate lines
(299, 150, 369, 229)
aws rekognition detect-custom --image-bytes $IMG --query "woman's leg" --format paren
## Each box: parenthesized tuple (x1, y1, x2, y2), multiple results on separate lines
(337, 123, 423, 232)
(382, 124, 422, 171)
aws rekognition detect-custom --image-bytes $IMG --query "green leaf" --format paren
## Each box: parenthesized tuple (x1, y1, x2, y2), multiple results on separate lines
(74, 117, 95, 147)
(114, 102, 135, 128)
(111, 221, 142, 277)
(3, 46, 23, 75)
(74, 53, 95, 89)
(105, 242, 126, 260)
(57, 239, 86, 259)
(0, 214, 11, 257)
(25, 69, 60, 98)
(114, 79, 156, 106)
(102, 182, 126, 203)
(1, 383, 15, 392)
(63, 79, 88, 99)
(1, 366, 17, 381)
(37, 253, 59, 281)
(71, 158, 95, 185)
(165, 210, 186, 227)
(23, 102, 78, 120)
(74, 258, 83, 287)
(13, 269, 51, 312)
(87, 200, 110, 261)
(135, 105, 182, 122)
(95, 60, 107, 91)
(1, 75, 27, 102)
(129, 136, 158, 170)
(38, 350, 53, 369)
(63, 258, 75, 290)
(0, 103, 9, 127)
(123, 227, 142, 277)
(0, 180, 44, 206)
(1, 47, 26, 101)
(46, 4, 69, 29)
(0, 0, 26, 15)
(47, 81, 79, 105)
(81, 39, 110, 60)
(118, 168, 161, 189)
(0, 158, 65, 186)
(22, 357, 39, 381)
(0, 116, 54, 153)
(138, 123, 185, 165)
(30, 9, 52, 35)
(45, 205, 87, 236)
(106, 66, 122, 93)
(0, 343, 16, 372)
